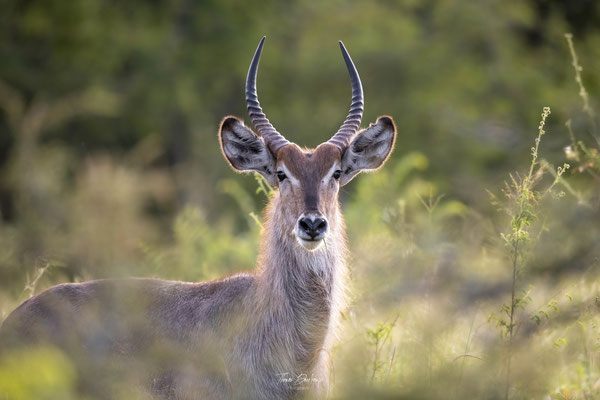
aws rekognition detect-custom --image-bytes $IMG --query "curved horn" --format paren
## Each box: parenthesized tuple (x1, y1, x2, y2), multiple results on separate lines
(328, 41, 364, 151)
(246, 36, 290, 154)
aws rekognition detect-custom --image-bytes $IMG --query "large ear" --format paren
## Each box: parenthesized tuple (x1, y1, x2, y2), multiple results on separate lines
(340, 116, 396, 185)
(219, 116, 277, 186)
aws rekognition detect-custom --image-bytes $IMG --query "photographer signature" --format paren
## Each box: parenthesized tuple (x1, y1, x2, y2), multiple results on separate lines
(276, 372, 323, 389)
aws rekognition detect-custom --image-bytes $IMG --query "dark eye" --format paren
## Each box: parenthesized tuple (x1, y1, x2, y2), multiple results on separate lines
(277, 171, 287, 182)
(333, 170, 342, 180)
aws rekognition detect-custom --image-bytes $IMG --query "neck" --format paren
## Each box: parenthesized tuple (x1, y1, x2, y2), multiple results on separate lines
(253, 193, 348, 373)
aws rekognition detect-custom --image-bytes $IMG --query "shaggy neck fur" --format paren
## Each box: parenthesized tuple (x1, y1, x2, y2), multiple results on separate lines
(251, 191, 348, 383)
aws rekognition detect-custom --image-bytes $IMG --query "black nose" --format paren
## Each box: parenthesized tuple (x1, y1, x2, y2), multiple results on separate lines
(298, 216, 328, 239)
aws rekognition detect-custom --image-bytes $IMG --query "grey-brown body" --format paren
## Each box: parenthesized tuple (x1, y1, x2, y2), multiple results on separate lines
(1, 277, 253, 398)
(0, 191, 347, 399)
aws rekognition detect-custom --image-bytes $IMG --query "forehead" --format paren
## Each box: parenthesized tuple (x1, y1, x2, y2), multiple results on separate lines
(277, 143, 341, 178)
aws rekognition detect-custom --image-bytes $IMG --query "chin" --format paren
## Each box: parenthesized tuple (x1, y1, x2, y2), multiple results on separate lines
(297, 237, 325, 251)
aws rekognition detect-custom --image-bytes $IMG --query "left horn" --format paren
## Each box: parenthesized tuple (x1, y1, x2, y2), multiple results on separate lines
(246, 36, 290, 154)
(328, 41, 364, 152)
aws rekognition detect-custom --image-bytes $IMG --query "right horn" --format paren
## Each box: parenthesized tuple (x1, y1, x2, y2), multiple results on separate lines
(328, 41, 364, 152)
(246, 36, 290, 154)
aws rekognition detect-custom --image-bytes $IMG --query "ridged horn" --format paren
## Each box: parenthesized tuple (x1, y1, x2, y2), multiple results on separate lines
(246, 37, 290, 154)
(328, 41, 364, 151)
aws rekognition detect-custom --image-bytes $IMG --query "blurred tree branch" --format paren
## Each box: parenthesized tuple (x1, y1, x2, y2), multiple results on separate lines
(0, 77, 122, 225)
(0, 79, 121, 145)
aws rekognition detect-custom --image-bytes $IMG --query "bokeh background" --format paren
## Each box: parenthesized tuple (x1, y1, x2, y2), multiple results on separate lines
(1, 0, 600, 399)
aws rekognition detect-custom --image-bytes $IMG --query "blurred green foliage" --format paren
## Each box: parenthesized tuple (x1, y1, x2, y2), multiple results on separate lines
(0, 346, 75, 399)
(1, 0, 600, 398)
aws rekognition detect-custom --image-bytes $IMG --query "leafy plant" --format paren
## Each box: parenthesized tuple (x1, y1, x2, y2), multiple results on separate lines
(365, 315, 399, 383)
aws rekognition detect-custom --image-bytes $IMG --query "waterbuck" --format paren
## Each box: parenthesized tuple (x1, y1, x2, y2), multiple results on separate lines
(0, 37, 396, 399)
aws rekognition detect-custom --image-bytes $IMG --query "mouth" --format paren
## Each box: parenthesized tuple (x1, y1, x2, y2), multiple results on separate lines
(297, 237, 325, 251)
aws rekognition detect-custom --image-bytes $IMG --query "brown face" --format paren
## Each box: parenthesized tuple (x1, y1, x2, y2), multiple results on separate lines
(274, 143, 342, 250)
(219, 116, 397, 251)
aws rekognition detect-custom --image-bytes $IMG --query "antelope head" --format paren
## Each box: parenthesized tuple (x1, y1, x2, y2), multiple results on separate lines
(219, 37, 396, 251)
